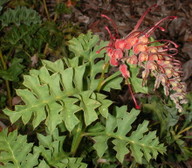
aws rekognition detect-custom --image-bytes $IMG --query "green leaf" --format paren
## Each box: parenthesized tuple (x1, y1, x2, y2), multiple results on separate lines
(92, 107, 166, 164)
(3, 58, 109, 133)
(129, 65, 148, 93)
(37, 128, 87, 168)
(60, 98, 81, 132)
(68, 31, 100, 59)
(0, 58, 25, 81)
(0, 6, 41, 27)
(112, 139, 129, 163)
(4, 24, 40, 46)
(68, 31, 122, 91)
(0, 129, 39, 168)
(42, 59, 64, 73)
(93, 135, 109, 158)
(143, 101, 179, 137)
(96, 93, 112, 118)
(77, 91, 100, 126)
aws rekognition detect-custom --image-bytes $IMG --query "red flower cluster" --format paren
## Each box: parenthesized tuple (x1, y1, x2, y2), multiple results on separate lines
(97, 4, 187, 111)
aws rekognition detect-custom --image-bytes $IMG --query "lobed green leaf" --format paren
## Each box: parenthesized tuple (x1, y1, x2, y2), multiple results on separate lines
(92, 107, 166, 164)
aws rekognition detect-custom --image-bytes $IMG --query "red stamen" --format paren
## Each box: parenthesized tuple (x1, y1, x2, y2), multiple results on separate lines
(104, 26, 115, 41)
(146, 16, 177, 37)
(147, 39, 179, 48)
(101, 14, 119, 38)
(134, 4, 158, 31)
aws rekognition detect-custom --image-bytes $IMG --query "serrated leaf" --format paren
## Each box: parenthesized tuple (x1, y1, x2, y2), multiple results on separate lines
(60, 98, 81, 132)
(37, 128, 87, 168)
(0, 129, 39, 168)
(42, 59, 64, 73)
(68, 31, 100, 59)
(93, 135, 109, 158)
(112, 139, 129, 163)
(92, 107, 166, 164)
(3, 58, 109, 133)
(143, 101, 179, 137)
(0, 58, 24, 81)
(77, 91, 100, 126)
(0, 6, 41, 27)
(96, 93, 112, 118)
(68, 31, 122, 91)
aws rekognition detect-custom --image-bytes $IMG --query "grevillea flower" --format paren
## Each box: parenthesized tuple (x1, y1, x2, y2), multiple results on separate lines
(97, 4, 188, 111)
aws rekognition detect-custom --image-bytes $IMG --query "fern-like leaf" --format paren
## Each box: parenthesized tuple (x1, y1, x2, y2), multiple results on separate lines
(37, 128, 87, 168)
(0, 58, 24, 81)
(68, 31, 123, 91)
(0, 129, 39, 168)
(0, 6, 41, 27)
(92, 106, 166, 164)
(3, 24, 40, 46)
(3, 59, 110, 133)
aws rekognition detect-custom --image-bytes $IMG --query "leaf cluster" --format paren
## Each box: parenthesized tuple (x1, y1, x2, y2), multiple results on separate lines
(0, 32, 166, 167)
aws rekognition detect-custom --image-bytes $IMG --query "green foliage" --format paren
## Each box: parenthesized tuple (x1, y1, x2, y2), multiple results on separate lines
(0, 0, 10, 11)
(68, 31, 123, 91)
(0, 128, 87, 168)
(92, 107, 166, 164)
(129, 64, 148, 93)
(0, 58, 25, 81)
(37, 128, 87, 168)
(3, 24, 40, 46)
(54, 2, 72, 14)
(0, 29, 189, 168)
(0, 6, 41, 27)
(3, 33, 117, 133)
(0, 129, 39, 168)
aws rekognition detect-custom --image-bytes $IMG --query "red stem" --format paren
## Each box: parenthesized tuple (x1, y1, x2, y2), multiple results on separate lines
(127, 83, 140, 110)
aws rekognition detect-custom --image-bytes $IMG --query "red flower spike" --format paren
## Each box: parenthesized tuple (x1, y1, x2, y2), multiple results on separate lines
(119, 64, 130, 78)
(138, 35, 149, 43)
(115, 39, 126, 50)
(127, 55, 138, 65)
(110, 57, 119, 66)
(148, 54, 159, 61)
(133, 43, 147, 54)
(97, 4, 187, 111)
(138, 52, 148, 62)
(113, 49, 123, 59)
(124, 34, 139, 50)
